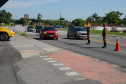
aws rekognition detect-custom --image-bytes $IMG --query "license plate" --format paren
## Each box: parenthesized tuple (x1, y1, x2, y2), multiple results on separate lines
(50, 35, 53, 37)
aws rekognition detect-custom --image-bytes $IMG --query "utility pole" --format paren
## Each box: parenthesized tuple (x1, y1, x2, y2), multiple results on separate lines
(60, 12, 61, 28)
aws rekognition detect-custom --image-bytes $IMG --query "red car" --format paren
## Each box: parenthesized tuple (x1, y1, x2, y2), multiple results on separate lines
(40, 26, 58, 40)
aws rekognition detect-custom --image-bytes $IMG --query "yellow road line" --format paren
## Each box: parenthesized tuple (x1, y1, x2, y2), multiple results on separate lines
(90, 39, 126, 46)
(16, 37, 33, 46)
(116, 37, 120, 38)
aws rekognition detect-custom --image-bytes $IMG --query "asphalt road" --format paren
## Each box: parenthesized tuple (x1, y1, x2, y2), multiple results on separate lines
(11, 25, 126, 67)
(25, 29, 126, 68)
(6, 25, 102, 84)
(7, 25, 126, 84)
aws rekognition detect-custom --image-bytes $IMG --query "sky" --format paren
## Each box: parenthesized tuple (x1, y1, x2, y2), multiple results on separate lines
(1, 0, 126, 20)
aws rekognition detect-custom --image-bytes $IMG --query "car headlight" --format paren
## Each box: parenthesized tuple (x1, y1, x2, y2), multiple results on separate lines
(44, 32, 47, 34)
(77, 32, 80, 34)
(55, 32, 58, 35)
(9, 29, 14, 32)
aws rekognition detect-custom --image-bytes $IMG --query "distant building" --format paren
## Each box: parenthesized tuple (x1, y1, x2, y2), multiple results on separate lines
(90, 23, 101, 27)
(32, 19, 42, 26)
(51, 20, 72, 25)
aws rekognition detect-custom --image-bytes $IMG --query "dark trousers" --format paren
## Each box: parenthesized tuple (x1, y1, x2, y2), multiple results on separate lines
(103, 35, 107, 47)
(87, 32, 90, 44)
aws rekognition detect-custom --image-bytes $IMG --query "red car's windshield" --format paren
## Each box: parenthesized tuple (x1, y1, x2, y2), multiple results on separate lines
(44, 27, 55, 31)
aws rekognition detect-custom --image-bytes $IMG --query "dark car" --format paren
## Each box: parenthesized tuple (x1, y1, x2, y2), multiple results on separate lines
(36, 26, 43, 33)
(27, 26, 35, 32)
(123, 30, 126, 33)
(40, 26, 58, 40)
(67, 26, 87, 39)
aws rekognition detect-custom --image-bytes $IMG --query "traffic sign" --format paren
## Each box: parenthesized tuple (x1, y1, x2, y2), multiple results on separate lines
(24, 14, 29, 18)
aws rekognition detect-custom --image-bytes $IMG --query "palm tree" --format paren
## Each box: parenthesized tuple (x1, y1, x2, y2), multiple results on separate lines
(37, 13, 42, 26)
(92, 13, 98, 22)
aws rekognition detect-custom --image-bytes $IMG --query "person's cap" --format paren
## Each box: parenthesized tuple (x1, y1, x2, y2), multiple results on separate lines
(103, 23, 106, 26)
(86, 21, 89, 23)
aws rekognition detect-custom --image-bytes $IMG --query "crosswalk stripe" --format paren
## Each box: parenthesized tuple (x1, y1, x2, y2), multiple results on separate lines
(66, 72, 79, 76)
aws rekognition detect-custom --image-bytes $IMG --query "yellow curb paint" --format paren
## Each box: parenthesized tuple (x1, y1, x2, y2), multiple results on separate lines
(116, 37, 120, 38)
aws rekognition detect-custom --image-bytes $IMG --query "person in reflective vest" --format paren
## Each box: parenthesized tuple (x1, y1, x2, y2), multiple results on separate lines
(84, 21, 91, 44)
(102, 23, 108, 48)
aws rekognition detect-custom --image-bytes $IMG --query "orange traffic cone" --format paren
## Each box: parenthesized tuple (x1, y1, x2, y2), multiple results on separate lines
(115, 39, 121, 51)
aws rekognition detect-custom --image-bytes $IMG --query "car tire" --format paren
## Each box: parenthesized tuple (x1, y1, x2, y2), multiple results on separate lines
(67, 34, 70, 39)
(54, 38, 58, 40)
(40, 35, 44, 39)
(74, 34, 78, 39)
(0, 33, 8, 41)
(40, 35, 42, 39)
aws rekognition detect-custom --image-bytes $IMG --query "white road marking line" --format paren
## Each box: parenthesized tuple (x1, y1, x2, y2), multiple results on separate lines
(112, 64, 120, 67)
(43, 58, 53, 60)
(102, 61, 109, 64)
(74, 78, 86, 81)
(93, 58, 100, 61)
(40, 56, 48, 58)
(66, 72, 79, 76)
(59, 67, 71, 70)
(47, 60, 57, 63)
(53, 63, 64, 66)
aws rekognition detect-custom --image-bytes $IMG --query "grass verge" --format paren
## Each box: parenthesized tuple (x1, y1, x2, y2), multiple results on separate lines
(91, 30, 126, 36)
(0, 24, 11, 27)
(15, 32, 26, 36)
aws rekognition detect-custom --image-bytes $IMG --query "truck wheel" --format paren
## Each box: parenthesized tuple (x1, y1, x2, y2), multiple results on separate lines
(0, 33, 8, 41)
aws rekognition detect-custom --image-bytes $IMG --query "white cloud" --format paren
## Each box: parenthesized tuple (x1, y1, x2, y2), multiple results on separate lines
(3, 0, 60, 9)
(122, 8, 126, 11)
(86, 1, 99, 5)
(93, 1, 99, 4)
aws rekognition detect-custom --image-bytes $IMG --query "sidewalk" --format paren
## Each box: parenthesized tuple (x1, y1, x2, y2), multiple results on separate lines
(5, 34, 126, 84)
(0, 40, 22, 84)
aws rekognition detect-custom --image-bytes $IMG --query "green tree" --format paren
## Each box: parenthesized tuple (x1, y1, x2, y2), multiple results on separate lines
(122, 15, 126, 26)
(19, 18, 26, 24)
(92, 13, 98, 21)
(59, 18, 65, 20)
(86, 16, 94, 23)
(37, 13, 42, 22)
(103, 11, 123, 24)
(72, 18, 84, 26)
(96, 16, 103, 24)
(0, 10, 12, 24)
(29, 22, 33, 26)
